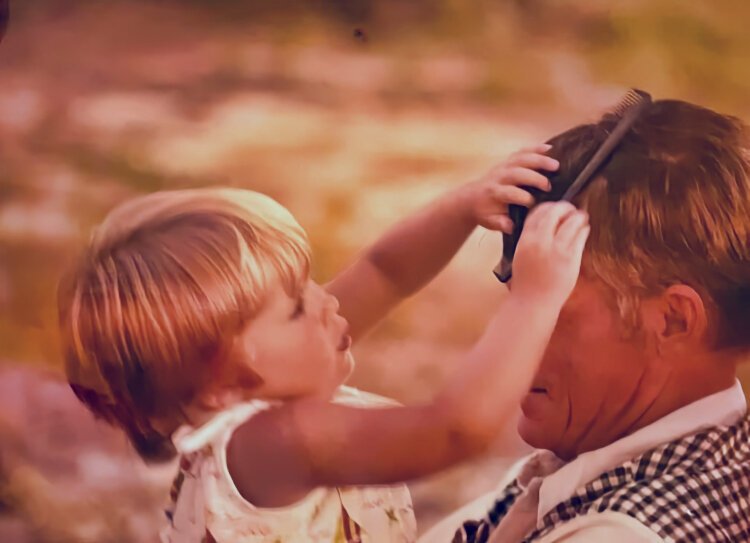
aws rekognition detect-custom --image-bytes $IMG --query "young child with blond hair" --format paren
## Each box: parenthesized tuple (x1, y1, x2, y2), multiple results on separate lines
(58, 145, 589, 542)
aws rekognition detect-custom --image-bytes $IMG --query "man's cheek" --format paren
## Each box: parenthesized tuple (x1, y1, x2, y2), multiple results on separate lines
(565, 360, 609, 412)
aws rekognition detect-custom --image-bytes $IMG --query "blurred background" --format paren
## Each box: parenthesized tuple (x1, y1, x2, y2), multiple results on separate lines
(1, 0, 749, 541)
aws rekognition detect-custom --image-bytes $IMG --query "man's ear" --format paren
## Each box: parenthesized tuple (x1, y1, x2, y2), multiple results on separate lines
(641, 285, 708, 352)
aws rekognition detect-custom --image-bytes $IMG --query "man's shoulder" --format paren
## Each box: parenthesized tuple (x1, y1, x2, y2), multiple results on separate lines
(494, 454, 534, 490)
(534, 414, 750, 542)
(534, 512, 663, 543)
(418, 454, 534, 543)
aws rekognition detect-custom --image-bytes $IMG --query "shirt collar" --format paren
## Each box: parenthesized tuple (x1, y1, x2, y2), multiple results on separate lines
(536, 380, 747, 523)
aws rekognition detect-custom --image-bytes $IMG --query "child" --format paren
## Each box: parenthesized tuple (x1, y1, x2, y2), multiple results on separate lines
(58, 145, 589, 542)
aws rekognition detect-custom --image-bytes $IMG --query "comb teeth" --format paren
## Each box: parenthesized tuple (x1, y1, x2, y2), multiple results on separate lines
(611, 88, 651, 117)
(493, 89, 651, 283)
(494, 87, 653, 283)
(560, 88, 652, 202)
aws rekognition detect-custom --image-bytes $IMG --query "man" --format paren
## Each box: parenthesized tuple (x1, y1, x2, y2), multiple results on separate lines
(421, 98, 750, 542)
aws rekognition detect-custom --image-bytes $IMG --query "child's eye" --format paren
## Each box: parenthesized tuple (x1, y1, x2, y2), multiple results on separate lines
(291, 298, 305, 319)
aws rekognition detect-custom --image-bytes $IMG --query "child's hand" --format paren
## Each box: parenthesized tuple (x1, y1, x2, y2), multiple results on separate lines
(510, 201, 590, 308)
(463, 144, 558, 233)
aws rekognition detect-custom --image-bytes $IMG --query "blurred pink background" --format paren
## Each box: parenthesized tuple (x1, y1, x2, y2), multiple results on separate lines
(1, 1, 749, 541)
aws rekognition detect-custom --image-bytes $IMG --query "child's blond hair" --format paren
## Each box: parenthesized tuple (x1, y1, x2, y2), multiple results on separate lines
(58, 188, 311, 461)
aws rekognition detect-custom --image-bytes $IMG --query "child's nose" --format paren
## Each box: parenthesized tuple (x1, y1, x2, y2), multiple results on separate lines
(327, 293, 340, 314)
(321, 293, 339, 324)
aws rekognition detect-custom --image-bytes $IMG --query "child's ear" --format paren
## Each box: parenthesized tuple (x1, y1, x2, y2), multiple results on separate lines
(225, 337, 263, 385)
(215, 338, 264, 397)
(197, 390, 224, 410)
(197, 387, 245, 411)
(200, 387, 244, 409)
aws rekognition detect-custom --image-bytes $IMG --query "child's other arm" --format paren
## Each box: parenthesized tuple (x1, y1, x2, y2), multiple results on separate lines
(227, 202, 589, 507)
(326, 145, 557, 341)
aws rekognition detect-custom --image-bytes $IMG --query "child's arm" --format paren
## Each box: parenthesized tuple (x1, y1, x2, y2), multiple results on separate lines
(227, 202, 589, 507)
(326, 145, 558, 341)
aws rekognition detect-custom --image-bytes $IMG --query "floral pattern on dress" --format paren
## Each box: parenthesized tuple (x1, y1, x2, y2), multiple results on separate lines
(160, 386, 417, 543)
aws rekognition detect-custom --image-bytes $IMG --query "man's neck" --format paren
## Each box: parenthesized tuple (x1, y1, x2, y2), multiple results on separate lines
(561, 359, 739, 460)
(624, 371, 737, 438)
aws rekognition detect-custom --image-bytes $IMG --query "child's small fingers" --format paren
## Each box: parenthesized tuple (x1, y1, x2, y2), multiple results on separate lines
(491, 184, 535, 208)
(524, 201, 577, 238)
(512, 143, 552, 155)
(499, 167, 551, 191)
(536, 143, 553, 152)
(506, 144, 552, 163)
(569, 224, 591, 258)
(483, 215, 514, 233)
(554, 210, 588, 248)
(507, 153, 559, 175)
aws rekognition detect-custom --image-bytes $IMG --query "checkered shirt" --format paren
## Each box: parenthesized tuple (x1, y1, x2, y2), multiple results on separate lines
(453, 414, 750, 543)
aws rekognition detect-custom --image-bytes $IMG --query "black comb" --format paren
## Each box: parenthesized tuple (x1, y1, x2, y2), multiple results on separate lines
(493, 88, 652, 283)
(560, 89, 652, 202)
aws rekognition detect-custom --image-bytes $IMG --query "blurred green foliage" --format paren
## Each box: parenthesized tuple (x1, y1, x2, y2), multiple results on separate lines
(2, 0, 750, 371)
(8, 0, 750, 112)
(158, 0, 750, 113)
(2, 3, 750, 540)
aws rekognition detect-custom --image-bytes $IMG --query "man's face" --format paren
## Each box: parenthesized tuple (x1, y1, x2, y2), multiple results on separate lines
(518, 276, 669, 460)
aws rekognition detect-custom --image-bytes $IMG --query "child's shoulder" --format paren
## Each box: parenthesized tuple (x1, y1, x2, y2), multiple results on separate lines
(173, 399, 271, 455)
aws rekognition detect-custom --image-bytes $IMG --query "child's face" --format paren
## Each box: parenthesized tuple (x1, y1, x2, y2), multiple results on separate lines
(233, 277, 354, 401)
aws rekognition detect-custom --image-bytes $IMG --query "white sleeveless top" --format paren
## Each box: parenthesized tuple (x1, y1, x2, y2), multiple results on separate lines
(161, 386, 417, 543)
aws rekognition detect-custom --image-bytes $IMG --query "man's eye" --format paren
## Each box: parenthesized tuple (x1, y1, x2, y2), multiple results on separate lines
(291, 299, 305, 319)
